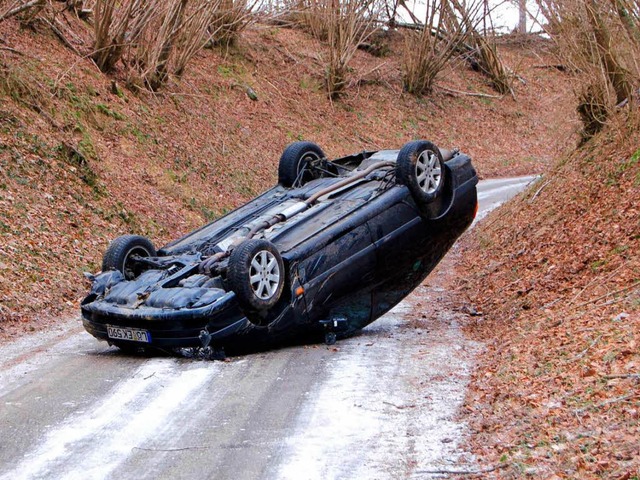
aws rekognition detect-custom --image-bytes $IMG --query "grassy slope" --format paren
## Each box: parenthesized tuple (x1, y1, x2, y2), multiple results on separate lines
(458, 111, 640, 478)
(0, 15, 574, 336)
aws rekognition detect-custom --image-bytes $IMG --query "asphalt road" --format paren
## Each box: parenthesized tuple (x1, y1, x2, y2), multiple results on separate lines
(0, 176, 537, 480)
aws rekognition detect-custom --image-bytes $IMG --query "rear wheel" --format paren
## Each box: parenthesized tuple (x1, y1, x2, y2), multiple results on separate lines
(227, 239, 285, 313)
(102, 235, 156, 280)
(396, 140, 446, 205)
(278, 141, 326, 187)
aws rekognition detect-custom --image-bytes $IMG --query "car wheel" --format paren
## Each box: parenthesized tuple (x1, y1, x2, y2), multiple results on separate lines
(396, 140, 446, 205)
(278, 141, 326, 188)
(102, 235, 156, 280)
(227, 239, 285, 312)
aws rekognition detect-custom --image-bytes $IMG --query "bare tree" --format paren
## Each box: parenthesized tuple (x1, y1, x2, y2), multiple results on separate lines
(536, 0, 639, 138)
(325, 0, 379, 97)
(92, 0, 256, 90)
(402, 0, 511, 96)
(402, 0, 468, 95)
(92, 0, 139, 72)
(276, 0, 379, 97)
(518, 0, 527, 33)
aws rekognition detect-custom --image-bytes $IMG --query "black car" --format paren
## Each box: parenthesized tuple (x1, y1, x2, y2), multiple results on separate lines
(81, 140, 478, 353)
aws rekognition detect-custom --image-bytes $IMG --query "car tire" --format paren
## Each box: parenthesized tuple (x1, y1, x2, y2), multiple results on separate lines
(227, 239, 285, 313)
(396, 140, 446, 205)
(102, 234, 156, 280)
(278, 141, 326, 187)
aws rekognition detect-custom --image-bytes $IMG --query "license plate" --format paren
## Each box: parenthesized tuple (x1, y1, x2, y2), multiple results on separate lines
(106, 325, 151, 343)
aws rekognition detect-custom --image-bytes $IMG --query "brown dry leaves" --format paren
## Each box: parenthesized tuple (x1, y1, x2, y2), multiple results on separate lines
(457, 110, 640, 478)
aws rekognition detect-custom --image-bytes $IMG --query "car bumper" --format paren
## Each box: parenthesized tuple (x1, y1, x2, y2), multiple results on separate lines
(81, 292, 252, 348)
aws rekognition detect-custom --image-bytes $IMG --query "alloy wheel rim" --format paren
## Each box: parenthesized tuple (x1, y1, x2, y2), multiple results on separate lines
(415, 149, 442, 195)
(249, 250, 280, 299)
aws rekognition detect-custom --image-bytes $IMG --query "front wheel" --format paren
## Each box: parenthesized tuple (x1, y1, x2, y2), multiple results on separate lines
(227, 239, 285, 313)
(102, 234, 156, 280)
(278, 141, 326, 188)
(396, 140, 446, 205)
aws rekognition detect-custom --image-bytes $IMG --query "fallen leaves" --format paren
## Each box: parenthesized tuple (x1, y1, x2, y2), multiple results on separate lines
(457, 112, 640, 478)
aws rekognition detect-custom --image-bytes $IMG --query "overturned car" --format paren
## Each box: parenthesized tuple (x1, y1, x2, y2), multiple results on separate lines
(81, 140, 478, 353)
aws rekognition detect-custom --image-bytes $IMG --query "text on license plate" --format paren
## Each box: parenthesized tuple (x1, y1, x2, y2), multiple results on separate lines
(106, 325, 151, 343)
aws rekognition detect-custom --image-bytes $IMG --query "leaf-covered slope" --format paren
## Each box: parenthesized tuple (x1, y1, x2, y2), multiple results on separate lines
(459, 111, 640, 478)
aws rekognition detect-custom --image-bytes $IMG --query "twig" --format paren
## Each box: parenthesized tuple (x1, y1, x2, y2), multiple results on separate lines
(568, 264, 625, 305)
(42, 17, 81, 56)
(23, 100, 59, 128)
(603, 373, 640, 380)
(355, 133, 380, 149)
(383, 401, 416, 409)
(273, 45, 300, 65)
(533, 64, 567, 71)
(574, 279, 640, 309)
(568, 334, 602, 362)
(0, 46, 24, 56)
(0, 0, 44, 22)
(528, 180, 549, 203)
(262, 78, 284, 99)
(438, 85, 502, 99)
(574, 394, 635, 414)
(357, 61, 388, 80)
(415, 463, 507, 475)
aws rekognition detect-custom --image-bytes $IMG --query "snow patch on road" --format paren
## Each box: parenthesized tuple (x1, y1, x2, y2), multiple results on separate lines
(0, 320, 89, 397)
(275, 298, 482, 479)
(0, 359, 217, 480)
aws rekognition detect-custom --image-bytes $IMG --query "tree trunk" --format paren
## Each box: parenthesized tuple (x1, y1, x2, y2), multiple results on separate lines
(518, 0, 527, 33)
(585, 0, 634, 104)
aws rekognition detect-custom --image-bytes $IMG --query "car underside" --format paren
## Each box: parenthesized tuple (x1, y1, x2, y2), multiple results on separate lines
(81, 140, 478, 355)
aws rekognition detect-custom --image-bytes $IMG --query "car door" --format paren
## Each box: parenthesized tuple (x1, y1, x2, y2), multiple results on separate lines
(297, 219, 376, 325)
(368, 193, 427, 319)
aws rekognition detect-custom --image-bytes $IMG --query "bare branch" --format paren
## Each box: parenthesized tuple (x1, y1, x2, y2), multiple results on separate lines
(0, 0, 45, 23)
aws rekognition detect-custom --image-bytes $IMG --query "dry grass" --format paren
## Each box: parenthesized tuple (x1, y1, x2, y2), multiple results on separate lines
(275, 0, 380, 98)
(536, 0, 640, 138)
(92, 0, 258, 90)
